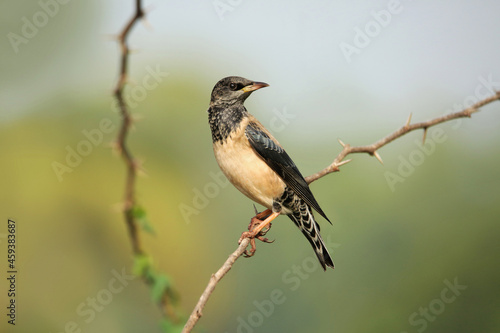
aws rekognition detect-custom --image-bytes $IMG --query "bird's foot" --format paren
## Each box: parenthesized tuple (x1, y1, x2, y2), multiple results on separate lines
(239, 210, 276, 257)
(242, 238, 257, 257)
(247, 208, 272, 230)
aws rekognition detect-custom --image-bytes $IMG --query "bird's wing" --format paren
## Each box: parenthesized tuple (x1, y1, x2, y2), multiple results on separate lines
(245, 121, 330, 223)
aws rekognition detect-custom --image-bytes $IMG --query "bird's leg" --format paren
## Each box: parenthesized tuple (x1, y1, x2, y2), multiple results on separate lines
(247, 208, 272, 231)
(255, 208, 272, 220)
(248, 211, 279, 236)
(248, 208, 274, 239)
(255, 218, 274, 242)
(240, 211, 280, 257)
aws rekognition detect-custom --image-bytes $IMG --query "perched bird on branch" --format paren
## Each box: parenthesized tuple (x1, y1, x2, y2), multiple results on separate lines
(207, 76, 334, 270)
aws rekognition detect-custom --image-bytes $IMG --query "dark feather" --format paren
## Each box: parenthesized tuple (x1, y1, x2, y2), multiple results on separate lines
(245, 122, 331, 223)
(287, 200, 334, 270)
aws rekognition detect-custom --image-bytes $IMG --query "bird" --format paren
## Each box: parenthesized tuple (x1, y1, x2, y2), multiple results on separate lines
(207, 76, 334, 270)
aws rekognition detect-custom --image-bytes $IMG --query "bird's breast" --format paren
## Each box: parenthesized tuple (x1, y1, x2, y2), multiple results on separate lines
(213, 120, 286, 210)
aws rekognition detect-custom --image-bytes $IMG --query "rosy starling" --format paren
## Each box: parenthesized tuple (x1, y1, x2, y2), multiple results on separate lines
(208, 76, 334, 270)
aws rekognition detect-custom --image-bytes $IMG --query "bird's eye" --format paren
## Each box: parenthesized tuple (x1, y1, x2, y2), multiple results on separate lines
(229, 83, 238, 91)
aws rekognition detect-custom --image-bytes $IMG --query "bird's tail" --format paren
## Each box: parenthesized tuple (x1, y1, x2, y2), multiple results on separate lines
(288, 200, 334, 270)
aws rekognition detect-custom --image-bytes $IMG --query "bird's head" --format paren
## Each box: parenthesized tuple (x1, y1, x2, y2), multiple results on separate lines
(210, 76, 269, 105)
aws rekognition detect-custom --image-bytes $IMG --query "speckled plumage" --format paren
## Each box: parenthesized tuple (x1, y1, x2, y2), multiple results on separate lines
(208, 105, 245, 144)
(208, 76, 334, 270)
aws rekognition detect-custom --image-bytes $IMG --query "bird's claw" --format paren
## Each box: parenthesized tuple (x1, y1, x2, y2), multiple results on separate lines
(256, 235, 275, 243)
(240, 212, 275, 258)
(258, 222, 272, 236)
(243, 238, 257, 257)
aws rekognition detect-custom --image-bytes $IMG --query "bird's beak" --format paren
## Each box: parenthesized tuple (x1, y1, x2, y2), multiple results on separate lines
(241, 82, 269, 93)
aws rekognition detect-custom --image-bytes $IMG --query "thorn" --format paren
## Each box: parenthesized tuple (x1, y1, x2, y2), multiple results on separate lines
(110, 140, 120, 149)
(405, 113, 412, 127)
(112, 202, 126, 213)
(141, 18, 153, 31)
(133, 158, 147, 176)
(337, 159, 352, 167)
(116, 74, 130, 90)
(144, 3, 157, 16)
(104, 33, 119, 41)
(253, 204, 259, 215)
(137, 164, 148, 178)
(109, 141, 122, 157)
(119, 76, 135, 88)
(422, 128, 428, 144)
(129, 48, 141, 55)
(373, 151, 384, 165)
(111, 141, 123, 156)
(338, 138, 346, 147)
(132, 114, 144, 122)
(128, 120, 137, 132)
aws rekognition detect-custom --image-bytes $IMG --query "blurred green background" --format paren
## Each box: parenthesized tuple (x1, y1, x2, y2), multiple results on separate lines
(1, 1, 499, 332)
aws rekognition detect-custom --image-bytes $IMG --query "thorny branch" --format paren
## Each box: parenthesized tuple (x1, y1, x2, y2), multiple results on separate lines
(305, 91, 500, 184)
(183, 91, 500, 332)
(113, 0, 178, 322)
(114, 0, 144, 255)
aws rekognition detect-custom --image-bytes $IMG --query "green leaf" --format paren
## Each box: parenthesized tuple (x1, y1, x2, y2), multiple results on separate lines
(132, 254, 152, 277)
(151, 274, 170, 303)
(132, 205, 155, 234)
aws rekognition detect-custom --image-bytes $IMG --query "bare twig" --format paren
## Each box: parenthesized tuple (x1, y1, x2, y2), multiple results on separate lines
(305, 91, 500, 184)
(113, 0, 179, 322)
(182, 91, 500, 332)
(182, 238, 250, 333)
